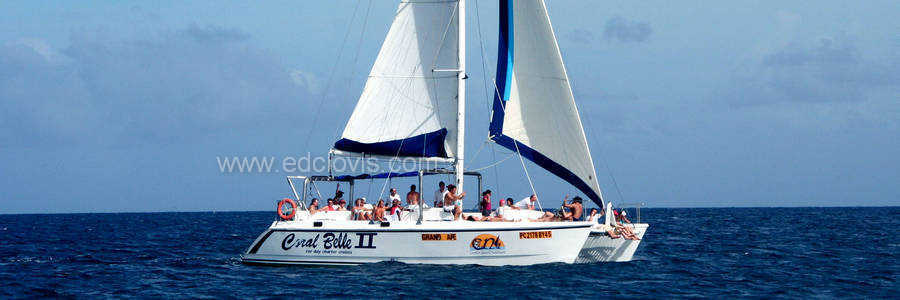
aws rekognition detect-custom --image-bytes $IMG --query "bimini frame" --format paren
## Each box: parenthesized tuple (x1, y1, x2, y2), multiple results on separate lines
(286, 169, 482, 224)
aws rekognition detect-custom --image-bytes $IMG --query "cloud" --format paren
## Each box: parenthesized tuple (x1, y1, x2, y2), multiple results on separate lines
(722, 35, 900, 105)
(565, 28, 595, 44)
(0, 26, 316, 147)
(180, 24, 250, 43)
(603, 16, 652, 43)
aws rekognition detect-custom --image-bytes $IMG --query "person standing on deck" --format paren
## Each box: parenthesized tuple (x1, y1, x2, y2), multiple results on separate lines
(434, 181, 447, 208)
(406, 185, 420, 206)
(443, 184, 465, 220)
(479, 190, 493, 217)
(389, 188, 401, 203)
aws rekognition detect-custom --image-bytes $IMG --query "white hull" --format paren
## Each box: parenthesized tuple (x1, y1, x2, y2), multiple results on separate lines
(576, 223, 649, 263)
(242, 210, 648, 266)
(242, 219, 592, 266)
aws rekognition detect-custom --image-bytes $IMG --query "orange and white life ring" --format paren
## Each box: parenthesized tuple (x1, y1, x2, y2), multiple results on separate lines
(277, 198, 297, 220)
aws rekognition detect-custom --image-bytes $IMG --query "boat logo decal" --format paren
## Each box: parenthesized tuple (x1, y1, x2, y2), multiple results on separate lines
(470, 234, 506, 253)
(519, 231, 552, 239)
(281, 232, 377, 254)
(422, 233, 457, 241)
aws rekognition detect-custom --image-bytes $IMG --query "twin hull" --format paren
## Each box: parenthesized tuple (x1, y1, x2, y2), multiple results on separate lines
(242, 221, 594, 266)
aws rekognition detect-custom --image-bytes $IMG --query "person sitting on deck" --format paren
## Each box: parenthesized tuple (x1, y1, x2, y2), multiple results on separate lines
(362, 197, 373, 219)
(323, 199, 336, 212)
(352, 198, 370, 220)
(406, 185, 420, 206)
(443, 184, 465, 220)
(337, 199, 348, 211)
(466, 197, 511, 222)
(388, 199, 403, 220)
(372, 199, 386, 222)
(498, 198, 517, 220)
(308, 198, 320, 215)
(587, 208, 601, 224)
(515, 194, 538, 210)
(561, 196, 584, 221)
(614, 210, 639, 240)
(434, 181, 447, 208)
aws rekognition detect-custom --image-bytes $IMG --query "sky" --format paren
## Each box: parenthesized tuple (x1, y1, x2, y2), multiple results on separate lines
(1, 1, 898, 213)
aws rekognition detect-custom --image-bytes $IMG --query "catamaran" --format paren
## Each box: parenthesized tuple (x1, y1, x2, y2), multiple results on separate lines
(242, 0, 648, 266)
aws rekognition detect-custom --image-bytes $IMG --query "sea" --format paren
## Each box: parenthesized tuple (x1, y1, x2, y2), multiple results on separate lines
(1, 207, 897, 298)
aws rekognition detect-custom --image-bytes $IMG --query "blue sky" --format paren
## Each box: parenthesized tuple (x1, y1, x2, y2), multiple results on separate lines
(1, 1, 898, 213)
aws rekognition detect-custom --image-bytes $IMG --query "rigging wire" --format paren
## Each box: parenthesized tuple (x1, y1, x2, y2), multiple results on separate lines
(512, 139, 543, 212)
(473, 0, 503, 193)
(473, 1, 541, 212)
(300, 2, 363, 174)
(377, 2, 458, 201)
(580, 102, 627, 206)
(331, 0, 375, 143)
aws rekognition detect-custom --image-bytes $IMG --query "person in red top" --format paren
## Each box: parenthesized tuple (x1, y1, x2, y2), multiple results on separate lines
(479, 190, 493, 217)
(323, 199, 336, 212)
(389, 199, 403, 218)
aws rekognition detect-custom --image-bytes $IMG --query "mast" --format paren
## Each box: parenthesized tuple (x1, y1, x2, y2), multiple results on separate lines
(454, 0, 466, 193)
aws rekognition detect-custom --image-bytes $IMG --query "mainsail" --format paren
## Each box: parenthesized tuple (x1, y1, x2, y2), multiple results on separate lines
(489, 0, 604, 206)
(334, 0, 460, 159)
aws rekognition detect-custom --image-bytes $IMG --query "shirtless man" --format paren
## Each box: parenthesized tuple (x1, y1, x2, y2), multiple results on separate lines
(443, 184, 465, 220)
(372, 199, 386, 222)
(307, 198, 320, 215)
(406, 184, 420, 206)
(561, 196, 584, 221)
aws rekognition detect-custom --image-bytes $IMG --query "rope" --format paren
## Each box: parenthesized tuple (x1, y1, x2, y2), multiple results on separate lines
(474, 0, 503, 193)
(301, 1, 363, 172)
(512, 139, 542, 212)
(467, 152, 516, 172)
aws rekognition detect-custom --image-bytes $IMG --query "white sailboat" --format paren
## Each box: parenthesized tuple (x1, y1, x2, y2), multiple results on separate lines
(242, 0, 647, 266)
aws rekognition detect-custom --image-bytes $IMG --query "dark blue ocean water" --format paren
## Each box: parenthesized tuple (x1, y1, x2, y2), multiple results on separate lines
(1, 207, 897, 298)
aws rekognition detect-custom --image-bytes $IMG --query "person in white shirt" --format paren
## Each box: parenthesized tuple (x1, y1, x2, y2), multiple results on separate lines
(496, 198, 518, 221)
(433, 181, 447, 207)
(389, 188, 401, 203)
(515, 194, 537, 210)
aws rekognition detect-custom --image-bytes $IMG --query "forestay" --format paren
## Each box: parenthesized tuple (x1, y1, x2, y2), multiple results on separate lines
(489, 0, 604, 206)
(335, 0, 460, 159)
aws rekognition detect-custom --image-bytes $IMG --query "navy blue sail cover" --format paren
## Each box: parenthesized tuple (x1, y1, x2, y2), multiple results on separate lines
(334, 128, 449, 158)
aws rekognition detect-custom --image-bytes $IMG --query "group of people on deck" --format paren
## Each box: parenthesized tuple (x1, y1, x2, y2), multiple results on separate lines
(306, 185, 428, 222)
(301, 181, 638, 238)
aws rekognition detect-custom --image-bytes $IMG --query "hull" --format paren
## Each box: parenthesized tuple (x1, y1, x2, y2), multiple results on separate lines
(242, 220, 593, 266)
(576, 223, 649, 263)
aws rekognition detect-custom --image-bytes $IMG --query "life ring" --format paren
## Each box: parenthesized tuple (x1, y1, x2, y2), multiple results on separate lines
(277, 198, 297, 220)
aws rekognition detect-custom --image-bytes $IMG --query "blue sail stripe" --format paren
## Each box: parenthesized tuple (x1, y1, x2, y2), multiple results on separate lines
(492, 135, 603, 206)
(489, 0, 513, 136)
(334, 128, 448, 158)
(488, 0, 603, 207)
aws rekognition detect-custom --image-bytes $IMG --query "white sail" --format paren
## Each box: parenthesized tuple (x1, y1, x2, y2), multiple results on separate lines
(489, 0, 604, 206)
(335, 0, 459, 159)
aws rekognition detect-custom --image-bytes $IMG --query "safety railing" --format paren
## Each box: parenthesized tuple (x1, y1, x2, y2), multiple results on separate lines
(616, 202, 645, 223)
